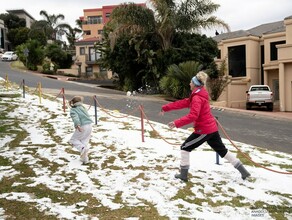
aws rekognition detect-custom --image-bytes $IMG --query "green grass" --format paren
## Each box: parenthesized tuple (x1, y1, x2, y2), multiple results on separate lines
(10, 60, 27, 71)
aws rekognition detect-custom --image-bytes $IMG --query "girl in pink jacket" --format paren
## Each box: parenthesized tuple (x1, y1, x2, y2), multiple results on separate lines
(161, 71, 250, 182)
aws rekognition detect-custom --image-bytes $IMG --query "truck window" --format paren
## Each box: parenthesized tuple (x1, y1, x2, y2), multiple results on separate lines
(251, 87, 269, 91)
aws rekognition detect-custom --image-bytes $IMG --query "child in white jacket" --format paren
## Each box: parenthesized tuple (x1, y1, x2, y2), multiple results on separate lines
(69, 96, 93, 164)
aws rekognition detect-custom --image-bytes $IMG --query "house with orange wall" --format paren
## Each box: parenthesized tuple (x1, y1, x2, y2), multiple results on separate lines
(74, 3, 146, 78)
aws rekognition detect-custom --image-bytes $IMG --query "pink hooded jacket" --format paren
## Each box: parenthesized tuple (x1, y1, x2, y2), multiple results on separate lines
(162, 86, 218, 134)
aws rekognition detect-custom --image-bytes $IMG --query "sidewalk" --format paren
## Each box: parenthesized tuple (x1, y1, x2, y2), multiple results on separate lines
(211, 105, 292, 121)
(44, 74, 74, 81)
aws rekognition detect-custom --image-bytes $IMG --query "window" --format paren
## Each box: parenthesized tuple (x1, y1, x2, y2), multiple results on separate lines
(79, 47, 85, 55)
(88, 16, 102, 24)
(251, 87, 269, 91)
(84, 30, 91, 35)
(106, 13, 111, 18)
(260, 45, 264, 84)
(228, 45, 246, 77)
(86, 66, 93, 73)
(0, 29, 3, 48)
(89, 47, 101, 61)
(86, 66, 93, 76)
(217, 49, 221, 59)
(98, 30, 103, 35)
(270, 41, 285, 61)
(273, 79, 279, 100)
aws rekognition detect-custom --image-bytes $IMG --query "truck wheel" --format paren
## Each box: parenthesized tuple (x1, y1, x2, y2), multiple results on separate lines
(246, 103, 251, 110)
(267, 103, 273, 111)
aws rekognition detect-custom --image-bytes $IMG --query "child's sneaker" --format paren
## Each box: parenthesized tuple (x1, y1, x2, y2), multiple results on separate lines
(80, 147, 89, 164)
(83, 155, 89, 165)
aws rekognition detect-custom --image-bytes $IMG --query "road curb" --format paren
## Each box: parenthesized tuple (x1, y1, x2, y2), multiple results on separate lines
(211, 105, 292, 121)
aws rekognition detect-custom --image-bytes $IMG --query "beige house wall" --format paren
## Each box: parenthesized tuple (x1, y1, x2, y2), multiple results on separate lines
(82, 10, 103, 40)
(228, 81, 247, 108)
(74, 43, 112, 79)
(214, 16, 292, 112)
(75, 44, 98, 75)
(285, 19, 292, 44)
(82, 24, 103, 40)
(277, 42, 292, 111)
(267, 70, 279, 97)
(262, 33, 286, 65)
(75, 44, 86, 73)
(284, 64, 292, 111)
(215, 37, 261, 108)
(84, 10, 102, 17)
(246, 37, 261, 85)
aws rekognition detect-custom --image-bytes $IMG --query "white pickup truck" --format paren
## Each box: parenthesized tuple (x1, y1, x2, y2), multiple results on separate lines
(246, 85, 273, 111)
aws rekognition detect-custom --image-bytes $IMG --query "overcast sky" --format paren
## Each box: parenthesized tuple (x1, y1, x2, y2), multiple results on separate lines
(1, 0, 291, 37)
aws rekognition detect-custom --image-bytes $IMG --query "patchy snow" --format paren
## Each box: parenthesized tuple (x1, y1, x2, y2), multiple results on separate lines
(0, 79, 291, 220)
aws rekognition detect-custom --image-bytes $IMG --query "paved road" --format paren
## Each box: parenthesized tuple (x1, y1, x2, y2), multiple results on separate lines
(1, 61, 292, 154)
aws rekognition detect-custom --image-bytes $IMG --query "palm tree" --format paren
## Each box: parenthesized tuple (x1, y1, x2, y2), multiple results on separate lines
(160, 61, 203, 98)
(62, 26, 82, 50)
(175, 0, 230, 33)
(106, 3, 156, 50)
(106, 0, 230, 51)
(39, 10, 68, 41)
(75, 18, 83, 30)
(102, 0, 229, 92)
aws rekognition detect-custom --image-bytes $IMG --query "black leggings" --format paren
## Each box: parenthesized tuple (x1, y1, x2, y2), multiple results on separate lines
(181, 131, 228, 158)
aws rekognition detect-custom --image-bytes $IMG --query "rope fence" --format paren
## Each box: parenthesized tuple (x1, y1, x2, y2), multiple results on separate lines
(1, 76, 291, 175)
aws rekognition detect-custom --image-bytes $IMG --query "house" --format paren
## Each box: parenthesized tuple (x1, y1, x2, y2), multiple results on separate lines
(74, 3, 146, 79)
(75, 37, 107, 78)
(213, 15, 292, 112)
(0, 9, 35, 51)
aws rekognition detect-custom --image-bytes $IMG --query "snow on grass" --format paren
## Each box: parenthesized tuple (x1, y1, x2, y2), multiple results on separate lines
(0, 80, 291, 219)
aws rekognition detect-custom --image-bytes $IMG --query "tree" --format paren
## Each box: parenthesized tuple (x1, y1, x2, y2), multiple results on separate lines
(101, 0, 228, 92)
(0, 13, 27, 50)
(75, 18, 83, 30)
(62, 25, 82, 50)
(0, 13, 26, 29)
(7, 27, 30, 48)
(16, 40, 45, 71)
(39, 10, 68, 41)
(97, 34, 148, 91)
(169, 32, 219, 67)
(30, 20, 54, 45)
(107, 0, 229, 51)
(28, 28, 48, 46)
(207, 58, 231, 101)
(45, 43, 73, 69)
(160, 61, 203, 99)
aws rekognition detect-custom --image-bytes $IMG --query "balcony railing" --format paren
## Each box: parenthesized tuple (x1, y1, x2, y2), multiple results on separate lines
(85, 54, 101, 65)
(82, 20, 102, 25)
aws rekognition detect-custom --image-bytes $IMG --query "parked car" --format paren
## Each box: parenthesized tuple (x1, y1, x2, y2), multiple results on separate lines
(1, 51, 18, 61)
(246, 85, 273, 111)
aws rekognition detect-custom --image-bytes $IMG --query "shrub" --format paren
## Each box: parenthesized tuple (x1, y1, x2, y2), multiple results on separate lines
(160, 61, 203, 99)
